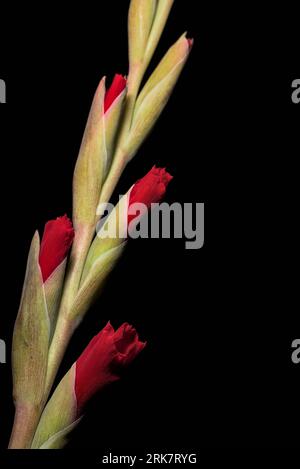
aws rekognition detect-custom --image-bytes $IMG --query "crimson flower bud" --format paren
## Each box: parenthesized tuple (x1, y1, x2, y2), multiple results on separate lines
(75, 321, 146, 415)
(104, 74, 127, 113)
(73, 76, 126, 228)
(31, 322, 145, 448)
(128, 166, 173, 224)
(39, 215, 74, 282)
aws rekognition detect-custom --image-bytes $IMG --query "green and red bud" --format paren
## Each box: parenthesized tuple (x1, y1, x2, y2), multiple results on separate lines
(39, 215, 74, 335)
(125, 34, 193, 160)
(73, 76, 127, 229)
(10, 216, 74, 448)
(10, 233, 50, 448)
(31, 322, 145, 449)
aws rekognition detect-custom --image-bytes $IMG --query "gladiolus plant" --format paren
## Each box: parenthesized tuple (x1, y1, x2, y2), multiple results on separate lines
(7, 0, 192, 449)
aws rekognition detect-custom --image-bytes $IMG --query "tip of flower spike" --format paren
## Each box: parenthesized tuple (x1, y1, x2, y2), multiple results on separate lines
(104, 74, 127, 113)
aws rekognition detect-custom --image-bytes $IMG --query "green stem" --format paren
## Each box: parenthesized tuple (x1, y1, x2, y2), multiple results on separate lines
(45, 224, 94, 399)
(122, 62, 144, 135)
(58, 224, 94, 314)
(44, 314, 75, 400)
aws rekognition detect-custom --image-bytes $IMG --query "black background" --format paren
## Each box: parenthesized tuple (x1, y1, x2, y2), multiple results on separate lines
(0, 0, 299, 465)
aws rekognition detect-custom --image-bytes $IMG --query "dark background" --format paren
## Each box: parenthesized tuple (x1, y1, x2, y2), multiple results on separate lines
(0, 0, 299, 465)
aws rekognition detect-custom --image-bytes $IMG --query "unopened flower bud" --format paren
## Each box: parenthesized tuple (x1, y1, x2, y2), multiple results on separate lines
(31, 322, 145, 449)
(125, 34, 192, 160)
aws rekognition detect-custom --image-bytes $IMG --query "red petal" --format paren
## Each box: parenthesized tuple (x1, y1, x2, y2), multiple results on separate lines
(128, 166, 173, 224)
(39, 215, 74, 282)
(75, 322, 145, 415)
(114, 323, 146, 366)
(104, 74, 127, 113)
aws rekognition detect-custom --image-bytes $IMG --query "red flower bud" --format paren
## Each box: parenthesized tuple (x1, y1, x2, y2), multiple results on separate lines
(104, 74, 127, 113)
(128, 166, 173, 224)
(75, 322, 146, 415)
(39, 215, 74, 282)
